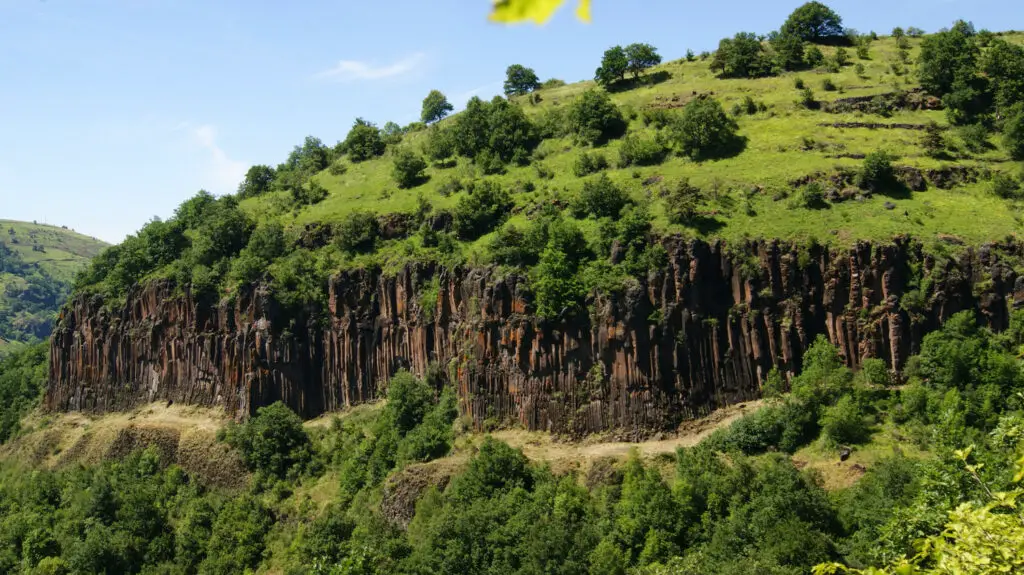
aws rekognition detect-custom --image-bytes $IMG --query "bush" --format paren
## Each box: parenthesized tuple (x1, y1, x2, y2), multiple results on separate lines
(857, 150, 897, 191)
(573, 174, 631, 218)
(423, 126, 457, 164)
(291, 179, 328, 205)
(856, 43, 870, 59)
(0, 343, 47, 443)
(489, 222, 547, 267)
(711, 32, 774, 78)
(820, 395, 871, 445)
(821, 77, 837, 91)
(573, 151, 609, 177)
(221, 402, 312, 479)
(959, 123, 991, 153)
(1004, 110, 1024, 160)
(618, 133, 668, 167)
(834, 47, 850, 66)
(922, 121, 947, 157)
(453, 180, 514, 239)
(805, 45, 825, 67)
(665, 179, 706, 225)
(799, 182, 828, 209)
(794, 77, 806, 89)
(392, 148, 428, 189)
(640, 107, 674, 129)
(341, 118, 385, 162)
(335, 210, 380, 253)
(991, 171, 1022, 199)
(567, 89, 627, 145)
(668, 97, 743, 160)
(531, 218, 590, 319)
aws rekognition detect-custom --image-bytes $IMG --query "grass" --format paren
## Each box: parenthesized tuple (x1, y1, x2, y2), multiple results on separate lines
(239, 33, 1024, 259)
(792, 420, 930, 490)
(0, 219, 108, 283)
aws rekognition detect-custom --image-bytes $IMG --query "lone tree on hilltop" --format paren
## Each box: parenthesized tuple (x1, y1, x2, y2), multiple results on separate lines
(421, 90, 454, 124)
(624, 43, 662, 79)
(504, 64, 541, 96)
(780, 2, 846, 44)
(595, 46, 629, 86)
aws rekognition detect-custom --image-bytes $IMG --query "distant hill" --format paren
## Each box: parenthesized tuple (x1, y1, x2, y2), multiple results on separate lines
(0, 220, 107, 353)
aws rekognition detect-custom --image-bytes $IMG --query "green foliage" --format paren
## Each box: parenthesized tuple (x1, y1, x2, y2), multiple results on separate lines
(452, 96, 538, 163)
(504, 64, 541, 96)
(820, 395, 871, 446)
(857, 150, 897, 191)
(781, 2, 846, 43)
(958, 123, 991, 153)
(236, 164, 276, 198)
(664, 179, 706, 224)
(452, 180, 514, 240)
(531, 217, 589, 319)
(624, 43, 663, 80)
(668, 97, 743, 160)
(572, 173, 631, 219)
(918, 21, 978, 97)
(573, 151, 609, 177)
(0, 343, 46, 443)
(618, 133, 668, 167)
(220, 401, 313, 479)
(335, 210, 380, 254)
(230, 222, 286, 285)
(990, 171, 1022, 199)
(292, 179, 329, 206)
(595, 46, 629, 86)
(800, 182, 828, 209)
(391, 148, 429, 189)
(423, 125, 457, 163)
(342, 118, 386, 162)
(566, 89, 627, 145)
(0, 244, 68, 344)
(1003, 109, 1024, 160)
(711, 32, 774, 78)
(488, 221, 547, 267)
(421, 90, 454, 124)
(921, 121, 947, 157)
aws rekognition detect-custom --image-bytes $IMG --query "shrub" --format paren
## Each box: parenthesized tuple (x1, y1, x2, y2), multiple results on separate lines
(572, 174, 631, 218)
(821, 77, 837, 91)
(668, 97, 743, 160)
(531, 219, 589, 319)
(794, 77, 806, 89)
(711, 32, 774, 78)
(1004, 111, 1024, 160)
(489, 222, 547, 267)
(664, 179, 705, 224)
(335, 210, 380, 253)
(640, 107, 673, 129)
(959, 123, 991, 153)
(799, 182, 828, 209)
(567, 89, 627, 145)
(820, 395, 871, 445)
(922, 121, 946, 157)
(834, 47, 850, 66)
(991, 171, 1022, 199)
(423, 126, 457, 164)
(291, 180, 329, 205)
(392, 148, 428, 189)
(805, 45, 825, 67)
(341, 118, 385, 162)
(220, 401, 312, 478)
(855, 63, 866, 77)
(856, 43, 870, 59)
(618, 133, 668, 167)
(857, 150, 897, 191)
(573, 151, 609, 177)
(327, 159, 348, 176)
(453, 180, 514, 239)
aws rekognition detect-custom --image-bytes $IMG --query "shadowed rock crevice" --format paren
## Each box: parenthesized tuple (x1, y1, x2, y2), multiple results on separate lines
(46, 237, 1023, 438)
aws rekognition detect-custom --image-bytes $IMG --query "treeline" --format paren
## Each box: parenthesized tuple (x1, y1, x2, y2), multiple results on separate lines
(0, 243, 68, 345)
(0, 311, 1022, 574)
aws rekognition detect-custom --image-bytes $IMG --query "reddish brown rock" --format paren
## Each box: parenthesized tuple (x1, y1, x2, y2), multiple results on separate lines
(46, 237, 1020, 437)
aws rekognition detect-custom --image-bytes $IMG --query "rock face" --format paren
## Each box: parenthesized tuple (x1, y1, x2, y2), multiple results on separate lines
(46, 237, 1023, 436)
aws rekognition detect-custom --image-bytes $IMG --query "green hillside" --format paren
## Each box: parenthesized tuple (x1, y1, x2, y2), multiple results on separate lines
(71, 18, 1024, 321)
(0, 221, 107, 353)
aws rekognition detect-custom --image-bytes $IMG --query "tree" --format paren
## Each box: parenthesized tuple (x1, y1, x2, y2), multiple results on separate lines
(421, 90, 454, 124)
(572, 173, 630, 219)
(236, 165, 276, 198)
(504, 64, 541, 96)
(918, 21, 979, 97)
(772, 32, 807, 71)
(857, 150, 897, 191)
(780, 2, 846, 43)
(221, 401, 312, 478)
(392, 148, 428, 188)
(453, 180, 514, 239)
(1004, 110, 1024, 161)
(668, 97, 743, 160)
(566, 89, 627, 145)
(341, 118, 385, 162)
(595, 46, 629, 86)
(624, 43, 662, 79)
(711, 32, 774, 78)
(335, 210, 379, 253)
(665, 179, 705, 224)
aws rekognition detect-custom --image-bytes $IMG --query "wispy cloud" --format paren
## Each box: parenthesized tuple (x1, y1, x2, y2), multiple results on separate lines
(314, 52, 426, 82)
(184, 123, 247, 194)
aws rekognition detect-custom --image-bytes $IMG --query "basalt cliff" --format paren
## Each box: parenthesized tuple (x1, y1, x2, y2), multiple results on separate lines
(45, 237, 1023, 436)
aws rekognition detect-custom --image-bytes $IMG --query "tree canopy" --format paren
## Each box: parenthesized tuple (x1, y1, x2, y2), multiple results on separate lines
(503, 64, 541, 96)
(421, 90, 454, 124)
(780, 2, 846, 43)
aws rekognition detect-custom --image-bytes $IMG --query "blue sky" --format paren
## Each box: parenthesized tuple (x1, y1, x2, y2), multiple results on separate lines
(1, 0, 1020, 243)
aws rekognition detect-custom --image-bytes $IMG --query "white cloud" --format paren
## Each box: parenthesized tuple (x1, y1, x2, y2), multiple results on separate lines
(188, 124, 247, 194)
(315, 52, 426, 82)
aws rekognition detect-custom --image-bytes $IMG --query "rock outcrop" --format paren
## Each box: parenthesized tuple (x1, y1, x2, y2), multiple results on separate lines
(46, 237, 1024, 436)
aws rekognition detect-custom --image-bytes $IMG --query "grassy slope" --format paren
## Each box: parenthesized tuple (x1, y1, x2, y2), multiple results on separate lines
(242, 33, 1024, 259)
(0, 221, 108, 352)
